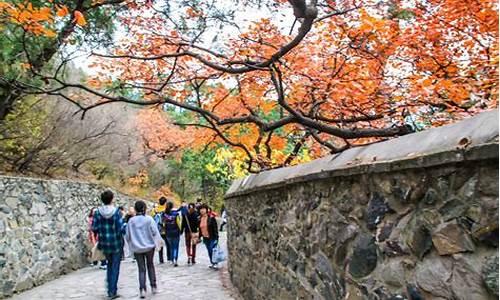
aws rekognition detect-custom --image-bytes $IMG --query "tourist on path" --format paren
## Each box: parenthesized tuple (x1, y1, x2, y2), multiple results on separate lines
(92, 190, 124, 299)
(182, 203, 200, 265)
(125, 200, 161, 299)
(87, 207, 107, 269)
(151, 197, 168, 264)
(162, 201, 182, 266)
(220, 205, 228, 232)
(199, 204, 219, 269)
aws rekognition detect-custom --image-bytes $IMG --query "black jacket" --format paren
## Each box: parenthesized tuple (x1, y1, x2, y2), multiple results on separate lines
(182, 212, 200, 234)
(200, 215, 218, 240)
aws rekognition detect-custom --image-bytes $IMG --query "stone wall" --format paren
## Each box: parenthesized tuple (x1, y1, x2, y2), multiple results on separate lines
(0, 176, 140, 298)
(225, 110, 499, 300)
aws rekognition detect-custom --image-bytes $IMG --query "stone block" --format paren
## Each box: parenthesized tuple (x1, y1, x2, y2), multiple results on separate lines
(348, 234, 378, 278)
(432, 221, 475, 255)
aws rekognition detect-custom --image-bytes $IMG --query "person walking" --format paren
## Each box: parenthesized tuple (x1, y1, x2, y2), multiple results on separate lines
(87, 207, 107, 269)
(199, 204, 219, 269)
(220, 205, 228, 232)
(151, 197, 168, 264)
(92, 190, 124, 299)
(182, 203, 200, 265)
(125, 200, 161, 299)
(162, 201, 182, 266)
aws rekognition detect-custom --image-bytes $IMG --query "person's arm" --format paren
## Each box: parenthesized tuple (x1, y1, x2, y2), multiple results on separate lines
(210, 217, 219, 240)
(116, 211, 125, 235)
(91, 212, 99, 234)
(125, 218, 132, 244)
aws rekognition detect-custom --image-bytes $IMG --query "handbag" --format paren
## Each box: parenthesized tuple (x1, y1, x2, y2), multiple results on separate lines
(212, 243, 226, 263)
(191, 232, 200, 244)
(184, 214, 201, 244)
(91, 243, 105, 261)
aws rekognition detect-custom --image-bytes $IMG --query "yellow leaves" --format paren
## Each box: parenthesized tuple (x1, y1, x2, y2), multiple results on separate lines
(74, 10, 86, 26)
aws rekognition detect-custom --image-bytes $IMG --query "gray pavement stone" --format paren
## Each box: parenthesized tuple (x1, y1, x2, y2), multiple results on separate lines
(9, 233, 235, 300)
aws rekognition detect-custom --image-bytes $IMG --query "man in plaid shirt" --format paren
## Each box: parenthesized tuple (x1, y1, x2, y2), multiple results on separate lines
(92, 190, 124, 299)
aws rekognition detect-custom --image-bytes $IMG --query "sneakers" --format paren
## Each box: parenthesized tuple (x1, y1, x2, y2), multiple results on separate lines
(152, 287, 157, 295)
(192, 259, 196, 264)
(173, 261, 178, 267)
(99, 265, 107, 270)
(108, 295, 120, 299)
(139, 290, 146, 299)
(187, 257, 192, 265)
(209, 263, 219, 270)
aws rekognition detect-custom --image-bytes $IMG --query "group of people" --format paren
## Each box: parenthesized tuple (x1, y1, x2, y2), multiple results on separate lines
(87, 190, 225, 299)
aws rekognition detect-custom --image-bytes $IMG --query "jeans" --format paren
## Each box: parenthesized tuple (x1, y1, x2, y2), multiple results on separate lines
(165, 236, 180, 262)
(134, 249, 156, 291)
(104, 252, 122, 297)
(185, 232, 197, 261)
(203, 238, 218, 264)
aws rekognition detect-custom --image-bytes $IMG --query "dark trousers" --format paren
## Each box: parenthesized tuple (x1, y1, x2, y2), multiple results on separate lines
(220, 221, 227, 232)
(185, 232, 197, 261)
(158, 234, 170, 263)
(104, 251, 122, 297)
(203, 238, 217, 264)
(165, 236, 180, 262)
(134, 249, 156, 291)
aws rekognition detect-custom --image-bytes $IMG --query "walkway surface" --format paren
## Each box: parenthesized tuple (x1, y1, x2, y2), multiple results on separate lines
(10, 232, 239, 300)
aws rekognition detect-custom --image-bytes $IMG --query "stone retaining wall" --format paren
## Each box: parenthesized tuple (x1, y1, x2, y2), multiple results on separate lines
(225, 110, 499, 300)
(0, 176, 140, 298)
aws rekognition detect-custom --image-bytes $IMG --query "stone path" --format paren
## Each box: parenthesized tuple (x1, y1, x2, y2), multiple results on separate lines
(10, 233, 238, 300)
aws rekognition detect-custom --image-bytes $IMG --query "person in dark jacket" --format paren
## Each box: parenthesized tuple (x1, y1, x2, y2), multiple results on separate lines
(199, 204, 219, 269)
(182, 203, 200, 265)
(162, 201, 182, 266)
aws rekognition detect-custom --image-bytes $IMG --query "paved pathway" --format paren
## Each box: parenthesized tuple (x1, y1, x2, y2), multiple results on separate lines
(10, 233, 238, 300)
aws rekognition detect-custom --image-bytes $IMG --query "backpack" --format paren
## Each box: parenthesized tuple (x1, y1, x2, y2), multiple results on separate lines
(163, 211, 181, 235)
(154, 212, 165, 234)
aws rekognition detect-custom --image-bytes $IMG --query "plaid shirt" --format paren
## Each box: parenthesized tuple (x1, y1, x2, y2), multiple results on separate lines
(92, 207, 124, 254)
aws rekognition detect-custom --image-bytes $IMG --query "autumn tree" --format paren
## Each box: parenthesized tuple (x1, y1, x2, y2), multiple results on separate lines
(0, 0, 134, 120)
(3, 0, 498, 171)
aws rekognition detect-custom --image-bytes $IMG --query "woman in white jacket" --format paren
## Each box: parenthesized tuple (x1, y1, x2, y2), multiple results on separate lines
(125, 201, 162, 298)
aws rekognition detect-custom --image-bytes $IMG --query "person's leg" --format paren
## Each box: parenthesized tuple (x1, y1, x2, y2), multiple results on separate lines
(204, 239, 213, 264)
(172, 236, 180, 263)
(146, 249, 157, 289)
(105, 254, 113, 297)
(165, 236, 172, 262)
(192, 239, 197, 264)
(134, 252, 147, 291)
(185, 233, 192, 260)
(159, 234, 166, 263)
(108, 252, 122, 296)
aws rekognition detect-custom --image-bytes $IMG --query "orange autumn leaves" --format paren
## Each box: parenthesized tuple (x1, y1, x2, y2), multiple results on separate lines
(136, 108, 196, 159)
(90, 0, 497, 169)
(0, 1, 86, 38)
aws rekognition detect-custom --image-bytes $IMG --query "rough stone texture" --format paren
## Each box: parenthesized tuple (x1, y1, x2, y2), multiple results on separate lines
(432, 220, 475, 255)
(226, 111, 499, 300)
(0, 176, 142, 298)
(482, 254, 499, 297)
